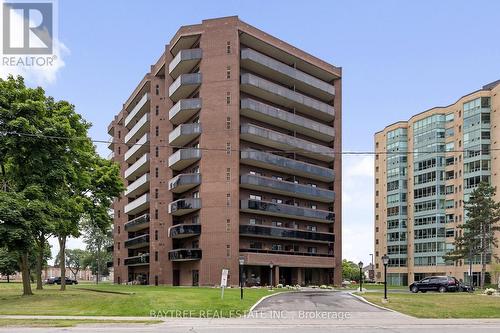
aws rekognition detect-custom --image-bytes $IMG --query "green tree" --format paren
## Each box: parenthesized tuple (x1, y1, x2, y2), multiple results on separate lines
(342, 260, 362, 282)
(64, 249, 88, 280)
(0, 247, 19, 282)
(446, 182, 500, 289)
(0, 75, 122, 294)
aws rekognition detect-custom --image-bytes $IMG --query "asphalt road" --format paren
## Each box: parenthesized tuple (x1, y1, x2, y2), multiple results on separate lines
(2, 291, 500, 333)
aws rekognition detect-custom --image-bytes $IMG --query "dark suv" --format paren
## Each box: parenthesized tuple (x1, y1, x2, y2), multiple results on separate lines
(45, 277, 78, 285)
(409, 276, 459, 293)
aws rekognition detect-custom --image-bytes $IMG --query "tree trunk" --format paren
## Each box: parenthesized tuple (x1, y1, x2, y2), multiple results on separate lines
(481, 252, 486, 289)
(96, 240, 101, 285)
(7, 275, 9, 283)
(35, 234, 45, 290)
(20, 252, 33, 296)
(58, 236, 67, 291)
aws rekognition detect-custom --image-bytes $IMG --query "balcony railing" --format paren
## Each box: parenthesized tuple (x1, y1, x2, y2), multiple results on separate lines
(124, 93, 150, 128)
(124, 234, 150, 249)
(240, 173, 334, 203)
(240, 248, 333, 258)
(124, 254, 150, 266)
(169, 48, 202, 79)
(240, 73, 334, 122)
(169, 98, 202, 125)
(168, 198, 201, 216)
(125, 113, 149, 144)
(240, 48, 335, 102)
(124, 153, 149, 180)
(240, 123, 334, 162)
(169, 123, 202, 147)
(240, 150, 334, 182)
(168, 248, 202, 261)
(124, 173, 150, 198)
(124, 193, 149, 215)
(168, 224, 201, 238)
(240, 225, 334, 243)
(124, 133, 149, 163)
(168, 148, 201, 171)
(169, 73, 202, 102)
(168, 173, 201, 193)
(124, 213, 150, 232)
(240, 98, 334, 142)
(240, 199, 334, 223)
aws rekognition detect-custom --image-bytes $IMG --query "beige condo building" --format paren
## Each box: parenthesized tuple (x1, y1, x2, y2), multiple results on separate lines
(374, 80, 500, 286)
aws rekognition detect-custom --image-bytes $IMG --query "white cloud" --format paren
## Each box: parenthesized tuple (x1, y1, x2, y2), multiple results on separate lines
(342, 155, 375, 265)
(0, 0, 68, 85)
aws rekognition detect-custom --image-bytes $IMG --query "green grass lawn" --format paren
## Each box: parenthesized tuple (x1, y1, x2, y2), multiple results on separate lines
(0, 283, 277, 317)
(360, 292, 500, 318)
(0, 319, 161, 327)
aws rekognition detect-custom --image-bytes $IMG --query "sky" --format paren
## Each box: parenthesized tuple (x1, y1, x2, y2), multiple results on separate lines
(2, 0, 500, 266)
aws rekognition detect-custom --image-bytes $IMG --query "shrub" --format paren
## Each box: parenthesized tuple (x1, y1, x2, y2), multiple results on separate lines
(276, 284, 283, 289)
(484, 288, 496, 295)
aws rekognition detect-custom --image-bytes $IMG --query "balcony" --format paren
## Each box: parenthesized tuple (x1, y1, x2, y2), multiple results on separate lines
(168, 148, 201, 171)
(124, 254, 150, 266)
(168, 173, 201, 193)
(240, 248, 333, 258)
(124, 173, 150, 198)
(124, 193, 149, 215)
(168, 198, 201, 216)
(240, 48, 335, 102)
(124, 234, 150, 249)
(240, 98, 334, 142)
(240, 199, 334, 223)
(124, 213, 150, 232)
(169, 73, 202, 102)
(168, 248, 202, 261)
(124, 133, 149, 163)
(240, 73, 334, 122)
(169, 48, 202, 79)
(168, 224, 201, 238)
(240, 123, 334, 162)
(169, 123, 202, 147)
(240, 150, 334, 182)
(240, 174, 334, 203)
(169, 98, 202, 125)
(108, 135, 114, 150)
(240, 225, 334, 243)
(125, 113, 149, 144)
(124, 93, 150, 128)
(124, 153, 149, 180)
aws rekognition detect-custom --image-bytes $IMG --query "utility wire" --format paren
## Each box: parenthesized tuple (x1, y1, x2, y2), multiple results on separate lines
(1, 130, 497, 156)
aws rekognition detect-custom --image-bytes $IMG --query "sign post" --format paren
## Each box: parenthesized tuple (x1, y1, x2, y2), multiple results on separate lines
(220, 269, 229, 299)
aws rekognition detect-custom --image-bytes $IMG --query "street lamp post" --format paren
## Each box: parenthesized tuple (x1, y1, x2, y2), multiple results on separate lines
(269, 262, 274, 290)
(358, 261, 363, 292)
(382, 254, 389, 300)
(239, 255, 245, 300)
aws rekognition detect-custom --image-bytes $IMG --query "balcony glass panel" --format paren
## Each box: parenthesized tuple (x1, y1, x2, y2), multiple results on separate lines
(169, 73, 202, 102)
(169, 123, 202, 147)
(168, 149, 201, 171)
(240, 225, 334, 243)
(168, 224, 201, 238)
(168, 198, 201, 216)
(124, 93, 150, 128)
(169, 98, 202, 125)
(124, 214, 150, 232)
(240, 199, 334, 223)
(124, 254, 150, 266)
(168, 173, 201, 193)
(169, 48, 202, 79)
(124, 234, 150, 249)
(168, 248, 202, 261)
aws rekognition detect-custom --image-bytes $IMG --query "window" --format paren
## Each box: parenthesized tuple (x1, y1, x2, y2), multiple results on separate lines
(193, 191, 200, 198)
(155, 84, 159, 95)
(226, 92, 231, 104)
(155, 126, 159, 136)
(226, 117, 231, 129)
(226, 193, 231, 206)
(249, 218, 262, 225)
(272, 198, 283, 204)
(118, 130, 121, 139)
(155, 230, 158, 241)
(117, 242, 120, 250)
(117, 258, 120, 266)
(306, 225, 317, 232)
(155, 146, 159, 157)
(155, 105, 159, 116)
(226, 66, 231, 79)
(155, 188, 159, 199)
(250, 242, 262, 249)
(155, 167, 159, 178)
(272, 244, 283, 251)
(226, 41, 231, 54)
(272, 221, 283, 227)
(154, 209, 158, 219)
(155, 251, 158, 262)
(249, 194, 262, 201)
(118, 225, 120, 234)
(226, 168, 231, 181)
(307, 247, 317, 254)
(118, 146, 121, 155)
(226, 219, 231, 232)
(226, 142, 231, 155)
(226, 244, 230, 257)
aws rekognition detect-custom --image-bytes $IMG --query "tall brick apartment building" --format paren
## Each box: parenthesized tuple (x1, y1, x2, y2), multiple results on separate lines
(107, 16, 341, 286)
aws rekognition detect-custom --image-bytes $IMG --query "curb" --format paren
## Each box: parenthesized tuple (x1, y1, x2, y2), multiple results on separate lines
(249, 291, 292, 312)
(348, 292, 414, 318)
